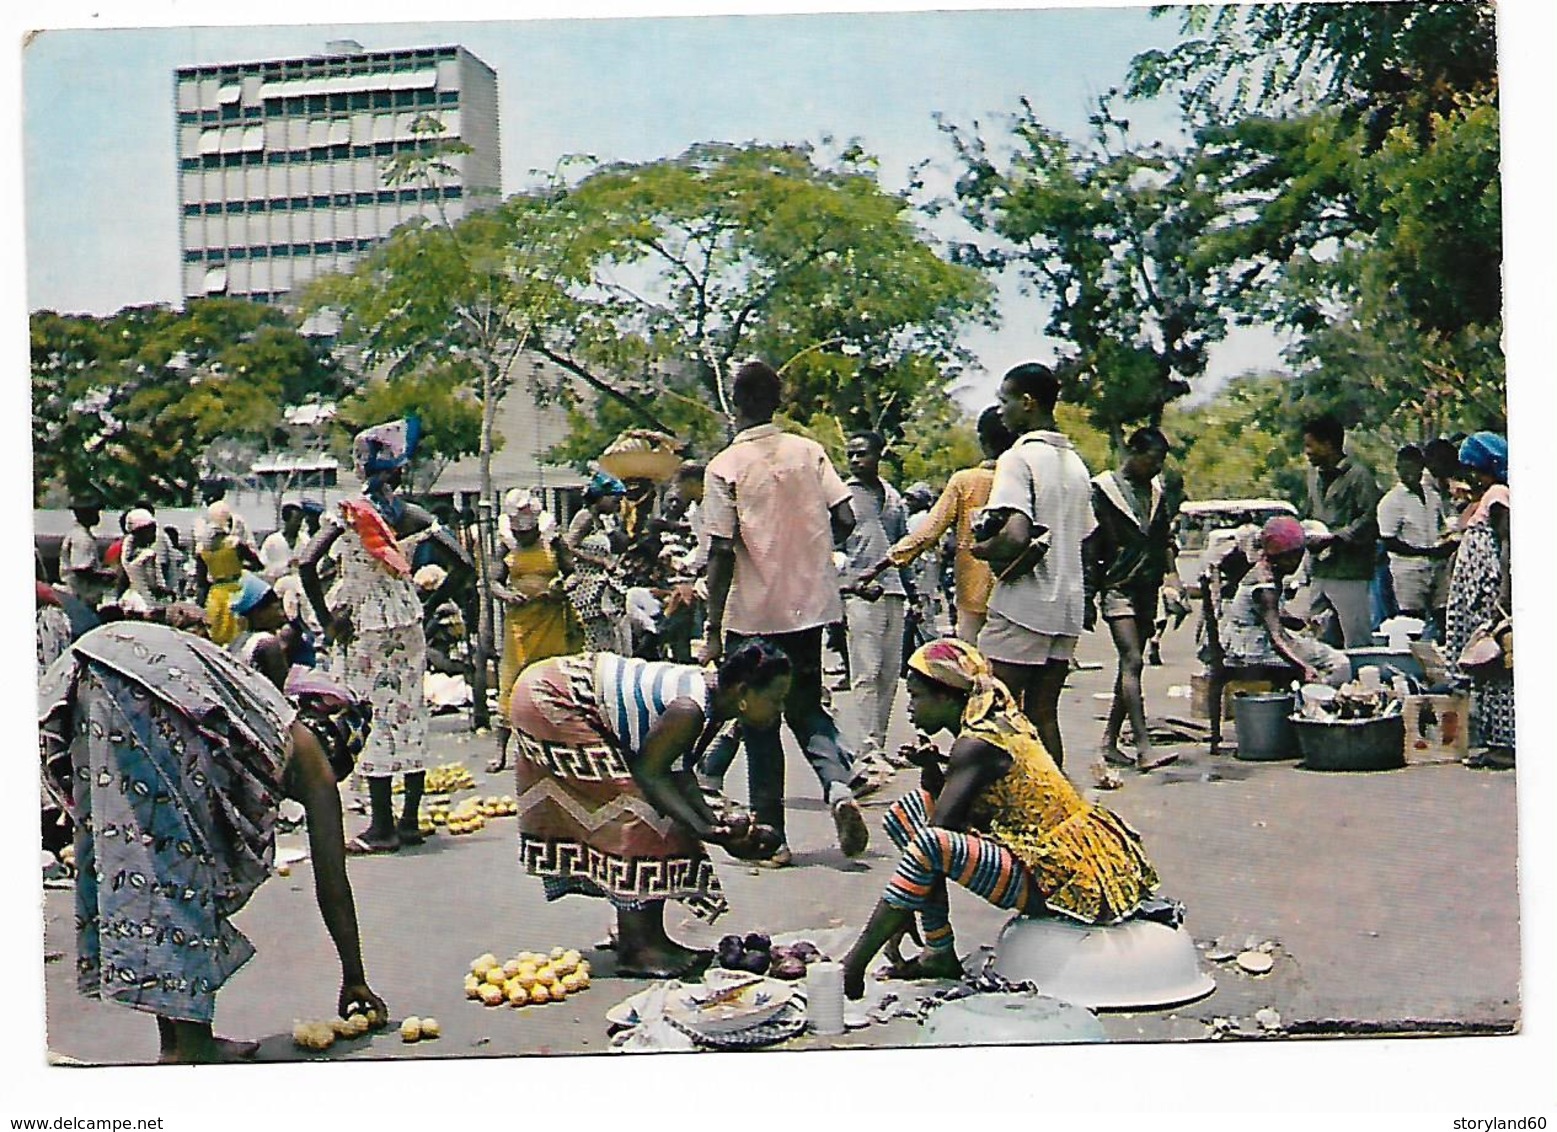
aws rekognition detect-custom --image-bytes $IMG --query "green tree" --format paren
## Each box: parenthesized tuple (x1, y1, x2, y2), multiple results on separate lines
(1127, 2, 1504, 432)
(938, 97, 1229, 442)
(30, 300, 342, 506)
(535, 141, 994, 464)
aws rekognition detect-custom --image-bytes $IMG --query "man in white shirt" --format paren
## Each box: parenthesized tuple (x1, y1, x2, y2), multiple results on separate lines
(972, 362, 1096, 767)
(1376, 444, 1454, 619)
(58, 500, 116, 610)
(260, 499, 309, 582)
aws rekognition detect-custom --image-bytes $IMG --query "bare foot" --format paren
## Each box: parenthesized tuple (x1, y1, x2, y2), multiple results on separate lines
(160, 1034, 260, 1064)
(884, 949, 963, 982)
(1100, 743, 1136, 767)
(616, 942, 713, 980)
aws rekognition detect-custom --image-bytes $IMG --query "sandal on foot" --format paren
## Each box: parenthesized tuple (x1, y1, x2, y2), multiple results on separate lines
(1137, 750, 1180, 772)
(1100, 747, 1137, 768)
(344, 835, 399, 855)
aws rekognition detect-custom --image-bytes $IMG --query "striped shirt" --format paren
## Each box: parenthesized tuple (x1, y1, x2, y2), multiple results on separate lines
(592, 654, 709, 753)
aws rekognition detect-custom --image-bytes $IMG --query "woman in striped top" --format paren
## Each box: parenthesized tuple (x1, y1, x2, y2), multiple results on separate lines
(508, 640, 790, 978)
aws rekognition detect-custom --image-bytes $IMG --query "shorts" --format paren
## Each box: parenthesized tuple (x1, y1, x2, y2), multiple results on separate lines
(1100, 584, 1159, 624)
(977, 608, 1078, 666)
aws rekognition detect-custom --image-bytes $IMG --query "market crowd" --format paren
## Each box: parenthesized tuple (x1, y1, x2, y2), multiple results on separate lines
(35, 358, 1512, 1059)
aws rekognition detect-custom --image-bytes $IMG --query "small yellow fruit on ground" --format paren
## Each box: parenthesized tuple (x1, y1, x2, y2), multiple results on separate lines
(478, 984, 505, 1007)
(561, 973, 583, 994)
(576, 971, 591, 989)
(529, 984, 550, 1005)
(400, 1017, 422, 1042)
(463, 975, 481, 999)
(330, 1017, 355, 1037)
(364, 1009, 382, 1027)
(471, 953, 499, 975)
(346, 1013, 371, 1037)
(548, 981, 566, 1001)
(484, 967, 507, 988)
(550, 946, 566, 960)
(276, 864, 291, 877)
(507, 984, 529, 1007)
(562, 949, 582, 967)
(420, 1018, 440, 1039)
(502, 959, 523, 978)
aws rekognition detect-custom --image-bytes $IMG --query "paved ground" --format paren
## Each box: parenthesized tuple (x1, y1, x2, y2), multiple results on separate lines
(35, 622, 1523, 1068)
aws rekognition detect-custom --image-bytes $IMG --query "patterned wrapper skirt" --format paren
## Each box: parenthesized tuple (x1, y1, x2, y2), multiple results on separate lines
(64, 665, 280, 1023)
(1445, 522, 1515, 749)
(333, 620, 428, 777)
(508, 655, 726, 920)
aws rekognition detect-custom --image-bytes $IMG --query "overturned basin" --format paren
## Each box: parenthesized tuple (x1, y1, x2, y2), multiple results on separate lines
(992, 915, 1215, 1011)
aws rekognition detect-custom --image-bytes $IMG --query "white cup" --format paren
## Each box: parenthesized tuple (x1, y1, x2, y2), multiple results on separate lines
(805, 961, 846, 1035)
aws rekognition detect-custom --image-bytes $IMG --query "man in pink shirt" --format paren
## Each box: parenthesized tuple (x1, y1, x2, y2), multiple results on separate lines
(699, 360, 869, 866)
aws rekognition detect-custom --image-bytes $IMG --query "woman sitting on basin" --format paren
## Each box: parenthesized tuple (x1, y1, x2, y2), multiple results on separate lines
(842, 637, 1160, 999)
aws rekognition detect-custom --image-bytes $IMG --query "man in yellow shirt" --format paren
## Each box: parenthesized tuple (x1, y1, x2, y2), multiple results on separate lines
(857, 406, 1016, 643)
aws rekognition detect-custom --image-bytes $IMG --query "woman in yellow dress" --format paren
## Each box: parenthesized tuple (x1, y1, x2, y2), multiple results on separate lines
(195, 502, 258, 646)
(841, 637, 1159, 999)
(489, 490, 584, 772)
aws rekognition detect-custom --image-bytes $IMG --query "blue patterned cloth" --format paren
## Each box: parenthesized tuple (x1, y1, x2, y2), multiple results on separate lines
(39, 623, 296, 1023)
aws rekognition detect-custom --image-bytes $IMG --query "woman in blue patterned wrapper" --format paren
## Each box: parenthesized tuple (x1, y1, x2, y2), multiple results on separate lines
(39, 619, 386, 1064)
(1446, 432, 1514, 769)
(507, 640, 790, 978)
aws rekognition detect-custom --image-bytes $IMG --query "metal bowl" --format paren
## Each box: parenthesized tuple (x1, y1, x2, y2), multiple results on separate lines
(918, 991, 1108, 1047)
(992, 915, 1215, 1011)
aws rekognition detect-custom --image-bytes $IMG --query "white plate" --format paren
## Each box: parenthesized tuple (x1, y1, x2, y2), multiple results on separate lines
(663, 976, 798, 1037)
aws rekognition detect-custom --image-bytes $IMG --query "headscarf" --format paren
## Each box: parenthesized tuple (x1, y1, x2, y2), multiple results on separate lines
(413, 564, 448, 591)
(1260, 516, 1307, 558)
(124, 508, 156, 532)
(585, 470, 627, 503)
(230, 571, 272, 617)
(352, 416, 422, 479)
(906, 637, 1017, 728)
(1458, 431, 1508, 482)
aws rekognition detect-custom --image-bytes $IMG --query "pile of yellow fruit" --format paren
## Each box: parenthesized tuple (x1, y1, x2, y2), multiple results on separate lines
(465, 947, 591, 1009)
(428, 795, 518, 836)
(292, 1009, 380, 1052)
(401, 763, 478, 796)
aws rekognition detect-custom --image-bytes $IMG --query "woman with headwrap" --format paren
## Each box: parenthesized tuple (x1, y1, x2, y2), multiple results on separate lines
(1214, 516, 1353, 687)
(840, 637, 1160, 999)
(487, 488, 584, 773)
(195, 501, 261, 645)
(300, 417, 470, 853)
(38, 619, 387, 1062)
(566, 470, 629, 559)
(1445, 432, 1513, 768)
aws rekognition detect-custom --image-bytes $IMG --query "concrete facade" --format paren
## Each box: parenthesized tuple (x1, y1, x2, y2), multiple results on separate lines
(174, 41, 501, 306)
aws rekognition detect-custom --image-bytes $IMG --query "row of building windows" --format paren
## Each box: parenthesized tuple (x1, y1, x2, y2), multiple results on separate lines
(176, 87, 457, 123)
(183, 185, 462, 217)
(183, 238, 385, 264)
(177, 48, 461, 84)
(179, 137, 455, 169)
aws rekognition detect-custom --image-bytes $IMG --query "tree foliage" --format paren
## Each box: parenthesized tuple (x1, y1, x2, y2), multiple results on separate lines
(30, 299, 343, 506)
(536, 141, 995, 464)
(1126, 2, 1503, 433)
(938, 97, 1229, 437)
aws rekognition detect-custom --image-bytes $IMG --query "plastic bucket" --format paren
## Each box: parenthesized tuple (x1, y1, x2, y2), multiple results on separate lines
(1231, 692, 1299, 761)
(1292, 714, 1406, 772)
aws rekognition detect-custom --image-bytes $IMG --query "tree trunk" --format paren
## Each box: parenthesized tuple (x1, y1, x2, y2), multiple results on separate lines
(470, 357, 498, 730)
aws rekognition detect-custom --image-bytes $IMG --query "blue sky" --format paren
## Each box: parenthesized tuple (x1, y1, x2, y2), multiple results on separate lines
(18, 3, 1285, 405)
(4, 1, 1557, 1120)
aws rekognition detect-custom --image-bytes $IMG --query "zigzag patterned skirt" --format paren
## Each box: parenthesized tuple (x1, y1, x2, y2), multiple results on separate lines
(508, 655, 727, 921)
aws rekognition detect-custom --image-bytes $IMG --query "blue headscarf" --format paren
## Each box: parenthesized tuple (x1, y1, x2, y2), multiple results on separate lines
(585, 470, 627, 503)
(1458, 431, 1508, 482)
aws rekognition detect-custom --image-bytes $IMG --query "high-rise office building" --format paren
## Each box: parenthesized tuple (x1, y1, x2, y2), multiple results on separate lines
(175, 41, 500, 306)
